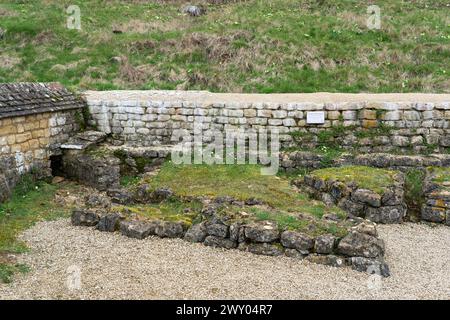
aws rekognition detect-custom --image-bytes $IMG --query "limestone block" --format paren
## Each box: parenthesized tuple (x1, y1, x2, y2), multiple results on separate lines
(342, 111, 357, 120)
(283, 118, 296, 127)
(257, 110, 272, 118)
(403, 111, 421, 121)
(272, 110, 287, 118)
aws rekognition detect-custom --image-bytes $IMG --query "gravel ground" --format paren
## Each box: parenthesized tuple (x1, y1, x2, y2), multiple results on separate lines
(0, 220, 449, 300)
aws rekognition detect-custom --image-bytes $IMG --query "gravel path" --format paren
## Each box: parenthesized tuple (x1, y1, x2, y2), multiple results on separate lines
(0, 220, 449, 300)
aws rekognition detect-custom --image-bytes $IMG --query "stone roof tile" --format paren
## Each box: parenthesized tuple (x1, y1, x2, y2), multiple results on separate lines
(0, 82, 85, 119)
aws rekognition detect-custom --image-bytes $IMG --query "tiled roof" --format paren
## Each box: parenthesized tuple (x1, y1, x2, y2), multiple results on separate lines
(0, 82, 85, 119)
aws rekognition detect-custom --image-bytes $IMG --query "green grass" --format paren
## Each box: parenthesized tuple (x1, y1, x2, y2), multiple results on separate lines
(120, 175, 141, 187)
(253, 208, 348, 237)
(117, 197, 203, 227)
(0, 263, 30, 284)
(310, 165, 397, 194)
(404, 169, 426, 221)
(0, 0, 448, 93)
(429, 166, 450, 191)
(431, 167, 450, 184)
(139, 161, 349, 236)
(146, 161, 344, 215)
(0, 179, 78, 283)
(0, 182, 67, 253)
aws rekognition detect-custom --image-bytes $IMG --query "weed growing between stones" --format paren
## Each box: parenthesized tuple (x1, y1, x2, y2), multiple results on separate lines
(404, 169, 426, 221)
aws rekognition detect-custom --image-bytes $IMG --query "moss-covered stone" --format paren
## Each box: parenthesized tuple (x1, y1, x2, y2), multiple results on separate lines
(309, 165, 398, 195)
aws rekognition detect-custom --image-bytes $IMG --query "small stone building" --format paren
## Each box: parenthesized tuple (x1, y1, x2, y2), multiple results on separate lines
(0, 83, 85, 202)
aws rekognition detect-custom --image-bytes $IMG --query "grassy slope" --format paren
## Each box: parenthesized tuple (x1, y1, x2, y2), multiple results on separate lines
(0, 0, 448, 93)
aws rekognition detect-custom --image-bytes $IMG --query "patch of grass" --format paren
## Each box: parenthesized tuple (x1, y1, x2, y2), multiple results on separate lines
(0, 182, 73, 254)
(404, 169, 426, 221)
(430, 167, 450, 185)
(0, 179, 80, 283)
(117, 197, 203, 227)
(316, 146, 345, 167)
(147, 162, 293, 206)
(146, 161, 345, 215)
(0, 263, 30, 284)
(253, 208, 348, 237)
(310, 165, 397, 194)
(120, 175, 140, 187)
(0, 0, 448, 92)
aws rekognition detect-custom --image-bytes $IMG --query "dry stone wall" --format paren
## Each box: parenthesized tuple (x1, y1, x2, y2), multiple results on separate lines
(299, 172, 407, 224)
(281, 151, 450, 172)
(85, 91, 450, 153)
(421, 168, 450, 225)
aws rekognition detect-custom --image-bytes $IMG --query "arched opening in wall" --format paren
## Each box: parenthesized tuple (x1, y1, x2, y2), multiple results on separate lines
(50, 155, 64, 177)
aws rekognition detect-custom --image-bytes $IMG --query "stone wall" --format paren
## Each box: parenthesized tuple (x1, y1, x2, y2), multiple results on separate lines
(71, 195, 390, 277)
(0, 109, 82, 201)
(421, 168, 450, 225)
(299, 171, 407, 224)
(281, 151, 450, 172)
(85, 91, 450, 153)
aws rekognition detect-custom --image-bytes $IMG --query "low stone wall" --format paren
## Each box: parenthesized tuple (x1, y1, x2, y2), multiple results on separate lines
(0, 110, 82, 201)
(85, 91, 450, 153)
(421, 168, 450, 225)
(281, 151, 450, 172)
(71, 197, 390, 277)
(299, 170, 406, 224)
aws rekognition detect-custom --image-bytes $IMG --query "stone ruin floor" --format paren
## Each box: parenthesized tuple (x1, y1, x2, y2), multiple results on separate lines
(69, 161, 446, 279)
(49, 133, 450, 279)
(2, 154, 450, 298)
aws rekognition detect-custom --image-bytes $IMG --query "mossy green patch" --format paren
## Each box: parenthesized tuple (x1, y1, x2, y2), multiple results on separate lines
(120, 175, 140, 187)
(117, 197, 203, 227)
(85, 146, 114, 159)
(146, 162, 346, 217)
(139, 162, 349, 237)
(252, 208, 348, 237)
(430, 167, 450, 184)
(429, 167, 450, 191)
(310, 165, 397, 194)
(0, 263, 30, 284)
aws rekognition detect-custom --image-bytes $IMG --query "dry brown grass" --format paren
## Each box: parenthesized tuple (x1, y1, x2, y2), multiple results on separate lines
(31, 30, 55, 45)
(0, 7, 17, 17)
(114, 56, 161, 87)
(112, 17, 190, 34)
(0, 53, 21, 69)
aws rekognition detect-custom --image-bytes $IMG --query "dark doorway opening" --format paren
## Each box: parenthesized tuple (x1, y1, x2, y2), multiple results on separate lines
(50, 155, 64, 177)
